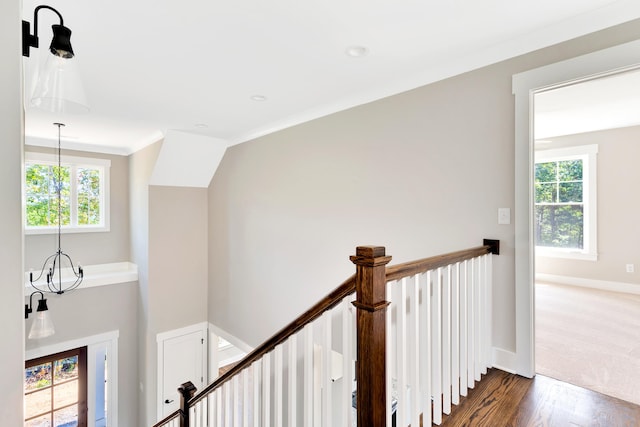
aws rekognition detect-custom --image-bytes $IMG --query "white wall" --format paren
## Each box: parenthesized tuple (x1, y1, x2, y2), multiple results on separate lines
(0, 0, 25, 425)
(207, 18, 640, 358)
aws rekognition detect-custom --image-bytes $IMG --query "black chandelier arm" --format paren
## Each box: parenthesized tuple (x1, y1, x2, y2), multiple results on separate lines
(29, 251, 83, 295)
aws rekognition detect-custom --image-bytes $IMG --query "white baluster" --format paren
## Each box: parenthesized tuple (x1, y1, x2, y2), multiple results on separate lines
(224, 381, 231, 427)
(341, 298, 353, 427)
(468, 258, 475, 389)
(275, 344, 283, 426)
(410, 275, 421, 425)
(443, 265, 452, 415)
(451, 262, 460, 405)
(474, 257, 481, 382)
(421, 271, 432, 426)
(432, 268, 443, 425)
(288, 334, 298, 426)
(397, 278, 407, 427)
(243, 368, 250, 427)
(216, 389, 222, 427)
(303, 323, 314, 426)
(252, 361, 261, 427)
(263, 352, 271, 426)
(459, 260, 468, 396)
(386, 281, 393, 427)
(322, 311, 332, 427)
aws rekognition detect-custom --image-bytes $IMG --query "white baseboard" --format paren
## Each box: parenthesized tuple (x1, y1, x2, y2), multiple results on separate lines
(536, 273, 640, 295)
(492, 347, 516, 374)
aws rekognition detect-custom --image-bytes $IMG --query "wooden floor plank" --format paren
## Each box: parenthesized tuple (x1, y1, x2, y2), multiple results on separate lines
(438, 369, 640, 427)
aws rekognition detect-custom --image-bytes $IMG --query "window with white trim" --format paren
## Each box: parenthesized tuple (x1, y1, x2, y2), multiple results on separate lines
(25, 152, 110, 234)
(534, 144, 597, 260)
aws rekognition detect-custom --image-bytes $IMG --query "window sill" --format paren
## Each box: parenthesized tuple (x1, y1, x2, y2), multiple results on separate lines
(25, 262, 138, 295)
(535, 248, 597, 261)
(25, 225, 110, 235)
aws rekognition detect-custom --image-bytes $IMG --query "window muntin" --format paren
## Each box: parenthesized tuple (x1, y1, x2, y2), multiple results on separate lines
(534, 145, 597, 260)
(25, 153, 110, 234)
(25, 347, 88, 427)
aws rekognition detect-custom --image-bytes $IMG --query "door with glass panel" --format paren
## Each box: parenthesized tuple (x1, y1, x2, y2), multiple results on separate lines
(25, 347, 88, 427)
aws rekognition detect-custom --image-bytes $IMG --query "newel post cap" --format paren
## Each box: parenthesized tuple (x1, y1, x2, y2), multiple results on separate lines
(350, 246, 392, 266)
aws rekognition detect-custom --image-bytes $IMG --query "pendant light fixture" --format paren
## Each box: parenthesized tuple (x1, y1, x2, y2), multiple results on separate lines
(29, 123, 84, 294)
(23, 5, 89, 114)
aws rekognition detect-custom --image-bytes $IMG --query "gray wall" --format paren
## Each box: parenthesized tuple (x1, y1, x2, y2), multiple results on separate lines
(536, 126, 640, 286)
(207, 19, 640, 355)
(24, 146, 131, 269)
(24, 283, 139, 426)
(129, 141, 160, 427)
(0, 0, 25, 424)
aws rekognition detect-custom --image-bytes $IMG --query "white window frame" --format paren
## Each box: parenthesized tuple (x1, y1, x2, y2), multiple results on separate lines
(535, 144, 598, 260)
(25, 152, 111, 234)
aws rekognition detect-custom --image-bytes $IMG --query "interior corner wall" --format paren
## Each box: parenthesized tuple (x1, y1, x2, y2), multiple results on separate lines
(0, 0, 25, 425)
(207, 18, 640, 354)
(130, 139, 210, 426)
(535, 126, 640, 286)
(129, 140, 162, 427)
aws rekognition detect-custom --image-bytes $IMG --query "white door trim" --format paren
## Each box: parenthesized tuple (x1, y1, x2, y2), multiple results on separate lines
(512, 39, 640, 378)
(156, 322, 208, 421)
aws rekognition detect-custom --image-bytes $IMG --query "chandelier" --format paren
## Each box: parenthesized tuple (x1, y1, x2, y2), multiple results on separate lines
(29, 123, 84, 294)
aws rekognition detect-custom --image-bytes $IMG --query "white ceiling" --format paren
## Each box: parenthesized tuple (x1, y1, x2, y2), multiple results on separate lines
(22, 0, 640, 155)
(535, 68, 640, 139)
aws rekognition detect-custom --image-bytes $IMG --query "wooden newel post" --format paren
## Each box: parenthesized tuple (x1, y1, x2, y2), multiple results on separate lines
(178, 381, 197, 427)
(351, 246, 392, 427)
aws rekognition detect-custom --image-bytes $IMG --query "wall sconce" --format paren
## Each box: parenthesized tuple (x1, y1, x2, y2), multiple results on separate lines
(22, 5, 89, 114)
(25, 291, 55, 339)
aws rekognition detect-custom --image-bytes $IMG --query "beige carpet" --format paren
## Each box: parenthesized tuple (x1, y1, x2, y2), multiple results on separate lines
(535, 282, 640, 405)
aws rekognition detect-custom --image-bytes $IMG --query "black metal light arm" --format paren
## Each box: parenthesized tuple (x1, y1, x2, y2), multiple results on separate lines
(23, 5, 74, 58)
(25, 291, 48, 319)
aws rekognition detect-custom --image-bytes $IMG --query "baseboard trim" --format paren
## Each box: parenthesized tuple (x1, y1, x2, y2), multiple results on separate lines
(492, 347, 517, 374)
(536, 273, 640, 295)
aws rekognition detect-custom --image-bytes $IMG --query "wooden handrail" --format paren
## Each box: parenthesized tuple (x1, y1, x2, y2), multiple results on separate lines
(151, 409, 181, 427)
(386, 239, 498, 283)
(189, 273, 357, 405)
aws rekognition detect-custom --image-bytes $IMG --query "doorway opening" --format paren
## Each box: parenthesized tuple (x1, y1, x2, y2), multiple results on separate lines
(532, 70, 640, 405)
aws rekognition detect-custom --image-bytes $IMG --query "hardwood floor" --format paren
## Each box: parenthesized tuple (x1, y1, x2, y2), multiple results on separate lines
(438, 369, 640, 427)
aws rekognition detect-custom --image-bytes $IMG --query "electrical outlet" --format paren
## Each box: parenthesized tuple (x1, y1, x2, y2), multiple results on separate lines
(498, 208, 511, 225)
(626, 264, 635, 273)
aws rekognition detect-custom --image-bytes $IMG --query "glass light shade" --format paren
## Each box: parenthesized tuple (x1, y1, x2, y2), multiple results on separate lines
(28, 309, 55, 339)
(30, 53, 89, 114)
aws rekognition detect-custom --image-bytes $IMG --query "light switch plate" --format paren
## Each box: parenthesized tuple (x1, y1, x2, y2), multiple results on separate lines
(498, 208, 511, 225)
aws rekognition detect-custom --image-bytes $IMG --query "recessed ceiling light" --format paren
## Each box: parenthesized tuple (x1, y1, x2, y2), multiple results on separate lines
(250, 95, 267, 102)
(345, 45, 369, 58)
(194, 123, 208, 129)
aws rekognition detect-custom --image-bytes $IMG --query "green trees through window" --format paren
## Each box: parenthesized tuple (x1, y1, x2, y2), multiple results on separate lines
(535, 158, 584, 249)
(25, 155, 106, 230)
